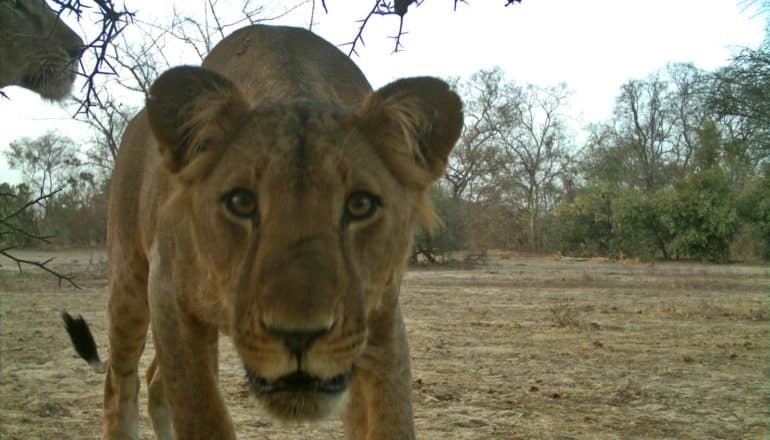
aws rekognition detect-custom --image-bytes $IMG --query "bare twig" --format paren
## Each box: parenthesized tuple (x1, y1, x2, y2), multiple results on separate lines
(0, 222, 56, 243)
(340, 0, 525, 56)
(1, 186, 80, 288)
(49, 0, 135, 118)
(0, 187, 65, 224)
(0, 248, 80, 289)
(341, 1, 382, 56)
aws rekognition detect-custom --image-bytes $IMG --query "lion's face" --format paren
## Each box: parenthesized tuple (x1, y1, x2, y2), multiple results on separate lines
(0, 0, 83, 99)
(146, 67, 462, 421)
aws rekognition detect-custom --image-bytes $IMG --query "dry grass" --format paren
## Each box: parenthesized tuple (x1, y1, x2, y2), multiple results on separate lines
(1, 249, 768, 439)
(547, 301, 582, 328)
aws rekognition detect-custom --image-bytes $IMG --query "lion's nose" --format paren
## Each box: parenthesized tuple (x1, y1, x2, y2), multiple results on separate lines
(66, 45, 84, 61)
(262, 325, 331, 356)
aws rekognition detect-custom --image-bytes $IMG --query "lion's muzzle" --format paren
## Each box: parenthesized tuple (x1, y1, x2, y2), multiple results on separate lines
(232, 231, 365, 420)
(246, 367, 353, 394)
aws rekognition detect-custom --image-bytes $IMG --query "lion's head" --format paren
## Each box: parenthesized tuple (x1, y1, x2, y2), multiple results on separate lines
(144, 66, 462, 420)
(0, 0, 83, 99)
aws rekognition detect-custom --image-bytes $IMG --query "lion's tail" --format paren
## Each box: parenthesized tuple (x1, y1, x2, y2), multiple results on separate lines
(62, 312, 107, 374)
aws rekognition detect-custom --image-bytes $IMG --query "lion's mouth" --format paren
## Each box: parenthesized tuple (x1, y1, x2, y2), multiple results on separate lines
(246, 367, 353, 394)
(22, 60, 77, 100)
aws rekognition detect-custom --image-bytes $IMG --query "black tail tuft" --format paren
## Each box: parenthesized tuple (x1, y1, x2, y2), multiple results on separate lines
(62, 311, 101, 364)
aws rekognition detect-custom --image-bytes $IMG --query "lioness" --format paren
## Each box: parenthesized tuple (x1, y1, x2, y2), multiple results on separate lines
(0, 0, 84, 99)
(64, 24, 462, 439)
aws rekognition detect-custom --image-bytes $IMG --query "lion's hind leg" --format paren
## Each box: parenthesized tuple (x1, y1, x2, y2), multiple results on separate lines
(103, 278, 150, 440)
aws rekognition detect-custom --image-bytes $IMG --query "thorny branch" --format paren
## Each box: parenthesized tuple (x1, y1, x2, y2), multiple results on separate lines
(0, 249, 80, 288)
(339, 0, 522, 56)
(49, 0, 135, 117)
(0, 187, 64, 225)
(46, 0, 523, 105)
(341, 0, 423, 56)
(0, 187, 80, 288)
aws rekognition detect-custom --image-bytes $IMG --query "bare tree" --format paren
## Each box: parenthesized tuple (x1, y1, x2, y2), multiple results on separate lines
(72, 0, 299, 181)
(445, 68, 505, 202)
(709, 42, 770, 166)
(496, 82, 574, 251)
(666, 63, 710, 177)
(164, 0, 280, 60)
(76, 94, 134, 181)
(4, 132, 83, 215)
(613, 74, 675, 191)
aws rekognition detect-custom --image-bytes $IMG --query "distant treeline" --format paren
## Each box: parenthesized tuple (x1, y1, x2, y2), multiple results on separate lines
(2, 43, 769, 262)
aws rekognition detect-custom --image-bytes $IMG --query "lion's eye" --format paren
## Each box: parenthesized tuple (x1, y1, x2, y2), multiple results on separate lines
(223, 189, 258, 219)
(344, 192, 380, 222)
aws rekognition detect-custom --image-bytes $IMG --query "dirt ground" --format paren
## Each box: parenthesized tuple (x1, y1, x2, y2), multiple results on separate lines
(1, 248, 768, 439)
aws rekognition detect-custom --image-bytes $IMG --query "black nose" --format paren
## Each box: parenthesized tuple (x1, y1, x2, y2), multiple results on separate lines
(262, 326, 330, 356)
(66, 45, 84, 60)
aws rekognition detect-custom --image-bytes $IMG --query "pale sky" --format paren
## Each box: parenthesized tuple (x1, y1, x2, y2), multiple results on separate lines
(0, 0, 765, 184)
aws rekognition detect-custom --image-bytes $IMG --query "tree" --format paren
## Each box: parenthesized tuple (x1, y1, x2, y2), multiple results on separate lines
(666, 63, 711, 176)
(495, 82, 574, 251)
(77, 95, 135, 181)
(444, 69, 504, 202)
(612, 74, 675, 191)
(708, 42, 770, 166)
(4, 132, 83, 218)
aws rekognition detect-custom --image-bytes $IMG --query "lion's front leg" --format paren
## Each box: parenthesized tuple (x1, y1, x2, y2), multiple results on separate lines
(343, 305, 415, 440)
(150, 303, 233, 439)
(148, 265, 234, 439)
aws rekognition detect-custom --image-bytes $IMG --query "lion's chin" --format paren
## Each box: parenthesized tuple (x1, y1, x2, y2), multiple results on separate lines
(245, 367, 353, 421)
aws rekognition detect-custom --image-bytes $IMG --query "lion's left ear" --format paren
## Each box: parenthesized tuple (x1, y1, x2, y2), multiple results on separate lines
(359, 77, 463, 189)
(146, 66, 249, 173)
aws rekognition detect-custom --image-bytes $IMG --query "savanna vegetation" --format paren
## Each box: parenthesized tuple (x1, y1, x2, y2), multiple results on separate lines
(4, 44, 770, 263)
(2, 2, 769, 266)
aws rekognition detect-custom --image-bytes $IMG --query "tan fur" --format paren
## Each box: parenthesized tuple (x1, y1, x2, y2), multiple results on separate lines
(0, 0, 83, 99)
(100, 24, 462, 439)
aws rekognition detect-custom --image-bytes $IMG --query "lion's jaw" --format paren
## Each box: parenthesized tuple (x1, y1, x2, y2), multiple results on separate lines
(168, 102, 416, 421)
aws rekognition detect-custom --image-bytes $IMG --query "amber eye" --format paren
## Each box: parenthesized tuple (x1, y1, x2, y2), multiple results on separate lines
(345, 192, 380, 222)
(223, 189, 258, 219)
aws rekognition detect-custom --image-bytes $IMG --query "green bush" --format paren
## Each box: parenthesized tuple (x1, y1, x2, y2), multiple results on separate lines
(611, 189, 671, 261)
(554, 183, 615, 257)
(0, 183, 39, 247)
(660, 170, 739, 262)
(735, 165, 770, 259)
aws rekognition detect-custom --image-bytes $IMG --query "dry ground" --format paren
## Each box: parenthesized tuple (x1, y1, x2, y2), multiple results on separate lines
(1, 249, 768, 439)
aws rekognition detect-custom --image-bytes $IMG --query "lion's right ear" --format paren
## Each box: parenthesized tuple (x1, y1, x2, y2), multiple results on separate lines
(146, 66, 249, 173)
(359, 77, 463, 190)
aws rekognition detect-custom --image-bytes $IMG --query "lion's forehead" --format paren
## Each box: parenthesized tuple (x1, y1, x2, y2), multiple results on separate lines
(223, 103, 372, 189)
